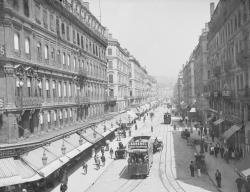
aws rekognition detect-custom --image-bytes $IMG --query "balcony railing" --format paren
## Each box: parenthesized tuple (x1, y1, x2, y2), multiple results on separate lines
(106, 96, 117, 101)
(236, 50, 250, 68)
(78, 68, 88, 77)
(222, 90, 232, 97)
(16, 97, 43, 108)
(238, 87, 250, 99)
(75, 96, 90, 104)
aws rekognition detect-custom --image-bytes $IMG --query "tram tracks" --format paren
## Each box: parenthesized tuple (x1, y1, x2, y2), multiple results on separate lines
(112, 111, 163, 192)
(158, 124, 187, 192)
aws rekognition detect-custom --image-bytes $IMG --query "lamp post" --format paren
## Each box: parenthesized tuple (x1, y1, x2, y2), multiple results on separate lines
(42, 150, 48, 166)
(79, 135, 83, 145)
(61, 141, 66, 155)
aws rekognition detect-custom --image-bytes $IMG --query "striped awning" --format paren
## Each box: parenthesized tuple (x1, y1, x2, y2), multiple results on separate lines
(222, 125, 241, 140)
(213, 119, 224, 126)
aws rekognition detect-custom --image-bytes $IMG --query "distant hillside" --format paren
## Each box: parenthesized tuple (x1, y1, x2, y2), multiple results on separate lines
(154, 76, 175, 88)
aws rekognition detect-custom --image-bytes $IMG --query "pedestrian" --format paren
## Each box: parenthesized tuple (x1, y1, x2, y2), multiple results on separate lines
(82, 161, 88, 174)
(101, 155, 106, 166)
(204, 127, 207, 135)
(214, 145, 219, 158)
(204, 142, 208, 152)
(189, 161, 195, 177)
(110, 147, 114, 159)
(235, 177, 243, 192)
(215, 169, 222, 188)
(220, 146, 225, 158)
(151, 126, 153, 132)
(101, 146, 105, 156)
(96, 157, 100, 169)
(211, 133, 215, 142)
(60, 183, 68, 192)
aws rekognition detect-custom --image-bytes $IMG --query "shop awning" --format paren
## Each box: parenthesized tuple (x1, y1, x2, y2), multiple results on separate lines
(213, 119, 224, 126)
(207, 116, 214, 122)
(38, 159, 64, 177)
(77, 142, 92, 152)
(241, 168, 250, 178)
(222, 125, 241, 140)
(0, 158, 42, 187)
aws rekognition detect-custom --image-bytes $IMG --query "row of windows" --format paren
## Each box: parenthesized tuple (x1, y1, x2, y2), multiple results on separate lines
(33, 1, 106, 60)
(15, 77, 107, 99)
(210, 1, 250, 50)
(39, 104, 105, 126)
(13, 32, 107, 79)
(206, 73, 244, 92)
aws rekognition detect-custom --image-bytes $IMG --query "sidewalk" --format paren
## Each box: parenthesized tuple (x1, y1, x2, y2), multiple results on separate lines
(191, 131, 239, 192)
(50, 118, 147, 192)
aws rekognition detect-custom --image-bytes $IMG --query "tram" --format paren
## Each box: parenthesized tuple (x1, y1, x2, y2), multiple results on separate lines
(164, 113, 171, 124)
(127, 136, 153, 178)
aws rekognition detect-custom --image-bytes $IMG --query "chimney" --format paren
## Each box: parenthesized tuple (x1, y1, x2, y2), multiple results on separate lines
(210, 2, 215, 19)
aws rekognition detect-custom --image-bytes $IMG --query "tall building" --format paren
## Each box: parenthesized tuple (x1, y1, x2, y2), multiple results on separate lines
(129, 56, 148, 105)
(106, 34, 130, 112)
(0, 0, 108, 146)
(182, 54, 195, 107)
(206, 0, 250, 149)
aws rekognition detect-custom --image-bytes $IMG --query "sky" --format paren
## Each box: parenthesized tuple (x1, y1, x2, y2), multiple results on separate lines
(88, 0, 219, 80)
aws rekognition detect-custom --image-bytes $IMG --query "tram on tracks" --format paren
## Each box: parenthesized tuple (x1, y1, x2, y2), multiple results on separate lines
(127, 135, 153, 178)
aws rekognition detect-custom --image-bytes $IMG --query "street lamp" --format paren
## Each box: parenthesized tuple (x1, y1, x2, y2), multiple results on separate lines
(42, 149, 48, 166)
(61, 141, 66, 155)
(79, 135, 83, 145)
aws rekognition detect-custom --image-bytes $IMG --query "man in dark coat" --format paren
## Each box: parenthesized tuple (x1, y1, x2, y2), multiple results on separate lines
(101, 155, 106, 166)
(60, 183, 68, 192)
(215, 169, 222, 188)
(235, 177, 243, 192)
(189, 161, 195, 177)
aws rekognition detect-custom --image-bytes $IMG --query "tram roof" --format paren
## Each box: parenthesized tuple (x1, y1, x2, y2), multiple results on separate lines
(127, 149, 148, 153)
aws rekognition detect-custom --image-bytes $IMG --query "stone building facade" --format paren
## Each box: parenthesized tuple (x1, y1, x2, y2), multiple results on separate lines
(205, 0, 250, 149)
(0, 0, 108, 144)
(106, 34, 130, 112)
(129, 56, 148, 105)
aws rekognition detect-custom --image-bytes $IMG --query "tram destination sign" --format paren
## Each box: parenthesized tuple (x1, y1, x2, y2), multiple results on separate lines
(128, 142, 148, 149)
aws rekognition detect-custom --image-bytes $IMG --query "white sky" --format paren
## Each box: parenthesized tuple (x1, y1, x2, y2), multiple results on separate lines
(89, 0, 219, 79)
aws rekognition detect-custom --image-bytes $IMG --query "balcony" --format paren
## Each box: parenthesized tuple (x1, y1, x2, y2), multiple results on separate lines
(78, 68, 88, 78)
(75, 96, 90, 104)
(16, 97, 43, 108)
(106, 96, 117, 102)
(203, 92, 211, 99)
(213, 91, 220, 98)
(222, 90, 232, 97)
(213, 66, 221, 78)
(236, 50, 250, 68)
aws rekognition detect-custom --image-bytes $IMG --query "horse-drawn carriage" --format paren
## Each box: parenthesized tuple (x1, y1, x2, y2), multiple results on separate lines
(153, 138, 163, 153)
(115, 142, 127, 159)
(181, 129, 190, 139)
